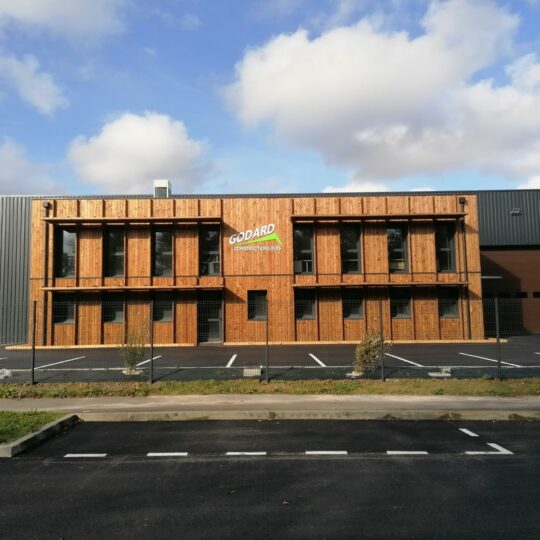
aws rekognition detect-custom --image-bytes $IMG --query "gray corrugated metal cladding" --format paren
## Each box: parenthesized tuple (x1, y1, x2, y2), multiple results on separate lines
(477, 190, 540, 247)
(0, 196, 31, 343)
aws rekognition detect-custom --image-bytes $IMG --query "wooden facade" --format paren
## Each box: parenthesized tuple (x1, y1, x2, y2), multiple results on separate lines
(28, 194, 484, 345)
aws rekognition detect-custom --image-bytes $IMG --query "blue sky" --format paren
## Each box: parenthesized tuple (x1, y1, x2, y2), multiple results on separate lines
(0, 0, 540, 195)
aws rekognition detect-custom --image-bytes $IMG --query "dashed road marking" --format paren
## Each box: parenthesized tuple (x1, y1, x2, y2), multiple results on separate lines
(458, 352, 522, 368)
(305, 450, 348, 455)
(384, 353, 423, 367)
(37, 356, 86, 370)
(387, 451, 429, 455)
(226, 451, 267, 456)
(466, 443, 513, 455)
(226, 354, 238, 368)
(147, 452, 188, 457)
(459, 428, 479, 438)
(135, 355, 162, 367)
(309, 354, 326, 367)
(64, 453, 107, 458)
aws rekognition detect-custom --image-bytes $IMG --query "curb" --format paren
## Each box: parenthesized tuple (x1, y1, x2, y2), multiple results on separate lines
(77, 410, 540, 422)
(0, 414, 79, 458)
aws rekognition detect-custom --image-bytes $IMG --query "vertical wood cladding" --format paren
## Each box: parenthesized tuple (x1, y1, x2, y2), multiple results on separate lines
(29, 194, 484, 345)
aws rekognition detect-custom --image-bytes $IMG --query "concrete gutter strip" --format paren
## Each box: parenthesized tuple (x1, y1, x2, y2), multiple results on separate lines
(0, 414, 79, 458)
(0, 395, 539, 421)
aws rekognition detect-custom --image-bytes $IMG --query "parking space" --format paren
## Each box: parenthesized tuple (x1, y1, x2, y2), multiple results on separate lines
(22, 420, 524, 459)
(2, 335, 540, 382)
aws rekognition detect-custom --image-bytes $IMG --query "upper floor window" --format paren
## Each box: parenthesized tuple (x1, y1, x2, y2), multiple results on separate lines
(340, 224, 361, 274)
(152, 229, 173, 277)
(435, 222, 456, 273)
(199, 225, 220, 276)
(103, 229, 124, 277)
(54, 228, 76, 278)
(387, 224, 408, 273)
(247, 290, 267, 321)
(293, 224, 314, 274)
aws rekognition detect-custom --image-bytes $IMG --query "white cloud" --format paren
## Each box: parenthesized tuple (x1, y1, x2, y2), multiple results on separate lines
(0, 139, 60, 194)
(323, 175, 389, 193)
(517, 175, 540, 189)
(68, 112, 207, 194)
(0, 53, 67, 114)
(226, 0, 540, 190)
(0, 0, 128, 42)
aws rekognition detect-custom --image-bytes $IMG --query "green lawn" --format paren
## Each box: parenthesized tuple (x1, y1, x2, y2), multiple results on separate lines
(0, 411, 62, 444)
(0, 379, 539, 399)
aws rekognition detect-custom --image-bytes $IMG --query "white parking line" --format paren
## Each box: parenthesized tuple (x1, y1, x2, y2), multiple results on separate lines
(466, 443, 513, 455)
(387, 451, 429, 455)
(385, 353, 423, 367)
(305, 450, 348, 455)
(135, 355, 162, 367)
(64, 453, 107, 458)
(458, 352, 522, 368)
(459, 428, 479, 438)
(309, 353, 326, 367)
(36, 356, 86, 370)
(535, 352, 540, 355)
(226, 354, 237, 368)
(0, 357, 7, 361)
(226, 451, 267, 456)
(147, 452, 188, 457)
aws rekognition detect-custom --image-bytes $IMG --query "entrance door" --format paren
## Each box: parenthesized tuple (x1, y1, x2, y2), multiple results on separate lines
(197, 291, 222, 343)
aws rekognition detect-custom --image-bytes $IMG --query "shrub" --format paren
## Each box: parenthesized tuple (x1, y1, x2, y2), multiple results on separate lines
(120, 329, 147, 373)
(354, 331, 391, 374)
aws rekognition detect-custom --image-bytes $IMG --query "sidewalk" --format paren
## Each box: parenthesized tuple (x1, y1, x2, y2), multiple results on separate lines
(2, 394, 540, 421)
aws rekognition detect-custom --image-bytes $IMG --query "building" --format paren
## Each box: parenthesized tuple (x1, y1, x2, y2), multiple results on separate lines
(2, 188, 537, 347)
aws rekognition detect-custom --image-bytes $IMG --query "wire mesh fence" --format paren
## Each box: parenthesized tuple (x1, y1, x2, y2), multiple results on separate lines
(0, 296, 539, 384)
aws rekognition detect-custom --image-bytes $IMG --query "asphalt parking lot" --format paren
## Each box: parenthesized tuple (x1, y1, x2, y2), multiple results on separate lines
(3, 420, 540, 539)
(1, 335, 540, 382)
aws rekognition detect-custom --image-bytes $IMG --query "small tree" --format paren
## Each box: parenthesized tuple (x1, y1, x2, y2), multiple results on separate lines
(353, 331, 391, 375)
(120, 328, 147, 374)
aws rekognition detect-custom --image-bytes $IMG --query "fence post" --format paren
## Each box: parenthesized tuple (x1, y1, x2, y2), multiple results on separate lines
(149, 299, 154, 384)
(379, 298, 385, 382)
(264, 296, 269, 383)
(31, 301, 37, 385)
(495, 296, 502, 380)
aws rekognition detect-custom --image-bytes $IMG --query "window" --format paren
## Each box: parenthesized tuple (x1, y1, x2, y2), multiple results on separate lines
(514, 292, 528, 299)
(199, 225, 220, 276)
(102, 293, 124, 323)
(295, 289, 316, 320)
(152, 229, 173, 277)
(340, 224, 361, 274)
(52, 295, 75, 323)
(390, 288, 411, 318)
(435, 222, 456, 273)
(247, 290, 267, 320)
(103, 229, 124, 277)
(387, 225, 408, 273)
(153, 293, 173, 322)
(54, 228, 76, 277)
(533, 292, 540, 298)
(293, 225, 314, 274)
(438, 288, 459, 318)
(342, 289, 363, 319)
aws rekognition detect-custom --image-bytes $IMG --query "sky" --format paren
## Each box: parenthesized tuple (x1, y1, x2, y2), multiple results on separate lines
(0, 0, 540, 196)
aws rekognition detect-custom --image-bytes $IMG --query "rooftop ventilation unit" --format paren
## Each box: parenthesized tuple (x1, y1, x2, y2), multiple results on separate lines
(153, 179, 171, 198)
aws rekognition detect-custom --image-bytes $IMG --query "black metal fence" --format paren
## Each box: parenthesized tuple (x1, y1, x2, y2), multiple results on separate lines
(0, 298, 539, 384)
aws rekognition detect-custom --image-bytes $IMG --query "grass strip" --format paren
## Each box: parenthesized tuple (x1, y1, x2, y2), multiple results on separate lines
(0, 411, 62, 443)
(0, 379, 539, 399)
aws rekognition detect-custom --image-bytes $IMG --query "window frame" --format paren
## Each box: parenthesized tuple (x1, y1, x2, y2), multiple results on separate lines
(340, 224, 361, 275)
(342, 288, 364, 319)
(435, 222, 456, 273)
(199, 225, 221, 276)
(294, 289, 316, 320)
(387, 224, 409, 274)
(293, 224, 315, 275)
(247, 290, 268, 321)
(54, 228, 76, 278)
(390, 288, 412, 319)
(103, 228, 125, 278)
(152, 228, 173, 277)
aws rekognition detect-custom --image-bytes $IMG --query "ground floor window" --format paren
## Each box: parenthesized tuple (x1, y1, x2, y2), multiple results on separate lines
(153, 293, 173, 322)
(247, 290, 267, 321)
(438, 288, 459, 318)
(295, 289, 316, 320)
(342, 289, 363, 319)
(52, 295, 75, 324)
(102, 293, 125, 323)
(390, 288, 411, 318)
